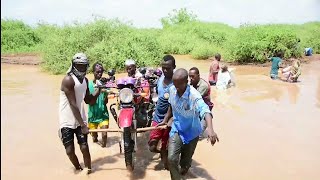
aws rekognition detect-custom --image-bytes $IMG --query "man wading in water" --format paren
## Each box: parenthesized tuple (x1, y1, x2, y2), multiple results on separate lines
(158, 68, 219, 180)
(58, 53, 102, 174)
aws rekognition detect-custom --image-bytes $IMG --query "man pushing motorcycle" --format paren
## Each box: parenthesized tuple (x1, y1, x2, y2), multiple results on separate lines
(148, 55, 176, 170)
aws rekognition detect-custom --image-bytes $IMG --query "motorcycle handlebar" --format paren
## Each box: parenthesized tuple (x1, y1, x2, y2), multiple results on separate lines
(107, 92, 149, 99)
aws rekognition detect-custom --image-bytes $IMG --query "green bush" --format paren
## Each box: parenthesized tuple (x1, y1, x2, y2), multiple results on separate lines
(225, 25, 302, 63)
(191, 42, 223, 59)
(39, 19, 163, 74)
(1, 19, 40, 53)
(1, 9, 320, 74)
(86, 30, 163, 73)
(298, 22, 320, 53)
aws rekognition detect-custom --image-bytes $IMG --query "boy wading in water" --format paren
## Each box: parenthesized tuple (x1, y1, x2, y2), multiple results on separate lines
(59, 53, 102, 174)
(88, 62, 110, 147)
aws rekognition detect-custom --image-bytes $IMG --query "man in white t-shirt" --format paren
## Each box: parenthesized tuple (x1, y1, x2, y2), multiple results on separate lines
(216, 64, 232, 90)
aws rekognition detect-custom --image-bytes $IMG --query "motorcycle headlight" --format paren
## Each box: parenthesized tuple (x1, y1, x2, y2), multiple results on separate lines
(119, 88, 133, 103)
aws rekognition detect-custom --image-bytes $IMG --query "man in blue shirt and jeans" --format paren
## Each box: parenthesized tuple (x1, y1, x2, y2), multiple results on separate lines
(157, 68, 219, 180)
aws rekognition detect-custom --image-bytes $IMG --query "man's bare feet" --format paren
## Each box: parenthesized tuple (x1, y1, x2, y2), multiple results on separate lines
(101, 138, 107, 147)
(93, 138, 98, 143)
(180, 167, 189, 175)
(73, 166, 83, 174)
(81, 167, 92, 175)
(160, 149, 169, 170)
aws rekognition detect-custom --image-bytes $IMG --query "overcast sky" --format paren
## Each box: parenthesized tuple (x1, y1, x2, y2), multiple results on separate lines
(1, 0, 320, 27)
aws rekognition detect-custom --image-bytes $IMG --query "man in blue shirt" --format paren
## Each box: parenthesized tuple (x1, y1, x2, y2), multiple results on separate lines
(148, 55, 176, 169)
(157, 68, 219, 180)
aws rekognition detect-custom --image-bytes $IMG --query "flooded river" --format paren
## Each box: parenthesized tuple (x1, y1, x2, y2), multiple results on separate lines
(1, 55, 320, 180)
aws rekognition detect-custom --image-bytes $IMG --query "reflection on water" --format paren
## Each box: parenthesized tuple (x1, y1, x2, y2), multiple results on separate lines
(317, 78, 320, 108)
(1, 80, 28, 95)
(287, 84, 300, 104)
(1, 57, 320, 180)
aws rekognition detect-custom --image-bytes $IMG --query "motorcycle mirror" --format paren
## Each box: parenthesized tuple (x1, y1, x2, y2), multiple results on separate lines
(139, 67, 147, 75)
(107, 69, 116, 76)
(154, 69, 163, 77)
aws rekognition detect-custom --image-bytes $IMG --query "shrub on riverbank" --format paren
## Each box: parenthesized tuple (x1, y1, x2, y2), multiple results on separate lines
(38, 19, 162, 74)
(1, 9, 319, 74)
(1, 19, 41, 53)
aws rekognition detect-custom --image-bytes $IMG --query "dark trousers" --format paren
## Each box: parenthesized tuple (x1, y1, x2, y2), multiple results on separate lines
(168, 133, 199, 180)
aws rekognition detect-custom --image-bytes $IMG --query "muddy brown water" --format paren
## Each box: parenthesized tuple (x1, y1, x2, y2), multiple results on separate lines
(1, 55, 320, 180)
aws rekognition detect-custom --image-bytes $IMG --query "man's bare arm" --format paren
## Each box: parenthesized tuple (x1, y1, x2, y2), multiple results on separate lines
(156, 105, 173, 127)
(84, 78, 101, 105)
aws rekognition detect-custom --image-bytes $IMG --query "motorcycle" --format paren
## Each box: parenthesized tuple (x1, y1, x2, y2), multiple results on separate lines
(138, 67, 162, 104)
(98, 68, 162, 171)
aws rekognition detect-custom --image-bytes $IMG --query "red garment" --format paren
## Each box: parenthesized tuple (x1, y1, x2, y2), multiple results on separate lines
(148, 121, 171, 150)
(208, 60, 220, 82)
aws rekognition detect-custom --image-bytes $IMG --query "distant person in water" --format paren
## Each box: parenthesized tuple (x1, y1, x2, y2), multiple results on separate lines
(59, 53, 102, 175)
(125, 59, 142, 78)
(157, 68, 219, 180)
(281, 59, 301, 83)
(208, 53, 221, 86)
(216, 64, 232, 90)
(266, 51, 284, 80)
(87, 62, 110, 148)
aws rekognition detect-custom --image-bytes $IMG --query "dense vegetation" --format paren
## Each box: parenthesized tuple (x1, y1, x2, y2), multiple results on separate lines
(1, 8, 319, 74)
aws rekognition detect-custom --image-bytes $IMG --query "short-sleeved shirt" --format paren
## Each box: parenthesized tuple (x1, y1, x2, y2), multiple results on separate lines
(153, 75, 173, 123)
(193, 78, 213, 110)
(270, 57, 282, 75)
(88, 80, 109, 123)
(168, 85, 212, 144)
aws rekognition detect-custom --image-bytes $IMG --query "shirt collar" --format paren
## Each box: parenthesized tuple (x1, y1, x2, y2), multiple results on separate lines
(196, 79, 202, 88)
(181, 85, 190, 100)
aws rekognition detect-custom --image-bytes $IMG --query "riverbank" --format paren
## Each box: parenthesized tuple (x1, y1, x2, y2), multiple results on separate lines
(1, 53, 319, 68)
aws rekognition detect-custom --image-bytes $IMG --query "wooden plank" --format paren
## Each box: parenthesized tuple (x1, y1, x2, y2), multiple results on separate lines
(89, 125, 167, 133)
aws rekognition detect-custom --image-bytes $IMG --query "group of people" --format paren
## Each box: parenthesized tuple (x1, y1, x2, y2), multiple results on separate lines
(208, 53, 235, 90)
(58, 53, 219, 179)
(268, 51, 302, 82)
(58, 50, 300, 179)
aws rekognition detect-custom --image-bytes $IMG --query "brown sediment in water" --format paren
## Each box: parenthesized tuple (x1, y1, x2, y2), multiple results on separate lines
(1, 55, 320, 180)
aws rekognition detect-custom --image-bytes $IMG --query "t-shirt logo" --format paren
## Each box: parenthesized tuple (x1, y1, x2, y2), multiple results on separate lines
(164, 92, 170, 99)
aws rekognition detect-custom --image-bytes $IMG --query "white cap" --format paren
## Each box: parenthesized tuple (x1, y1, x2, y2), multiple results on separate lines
(125, 59, 136, 66)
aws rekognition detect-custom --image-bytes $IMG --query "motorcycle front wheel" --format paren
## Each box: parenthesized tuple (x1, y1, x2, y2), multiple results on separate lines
(123, 127, 134, 171)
